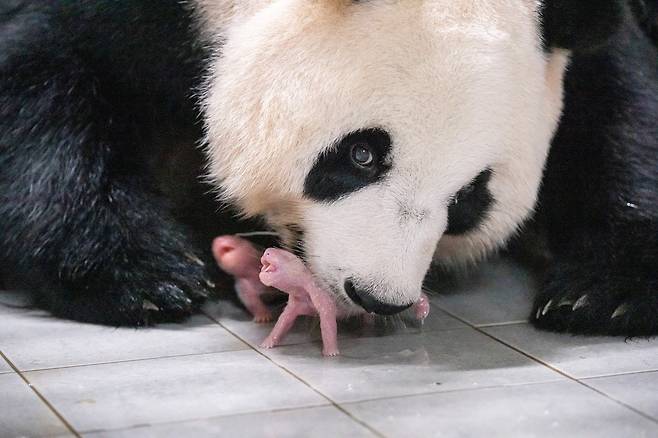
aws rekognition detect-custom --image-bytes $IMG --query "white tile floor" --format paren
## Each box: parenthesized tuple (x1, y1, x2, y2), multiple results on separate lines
(2, 258, 658, 437)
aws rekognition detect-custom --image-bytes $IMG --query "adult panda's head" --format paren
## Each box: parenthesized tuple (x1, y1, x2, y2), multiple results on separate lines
(200, 0, 622, 315)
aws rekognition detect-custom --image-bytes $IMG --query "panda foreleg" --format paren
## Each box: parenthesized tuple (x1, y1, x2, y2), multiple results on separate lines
(0, 48, 212, 326)
(531, 13, 658, 337)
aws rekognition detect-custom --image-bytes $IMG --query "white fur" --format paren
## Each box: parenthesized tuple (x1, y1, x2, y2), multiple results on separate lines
(198, 0, 568, 308)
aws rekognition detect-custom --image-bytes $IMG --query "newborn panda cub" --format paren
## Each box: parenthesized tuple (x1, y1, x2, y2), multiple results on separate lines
(213, 236, 430, 356)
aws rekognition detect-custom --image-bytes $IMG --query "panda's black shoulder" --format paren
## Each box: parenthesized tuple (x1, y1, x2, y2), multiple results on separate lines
(540, 0, 625, 51)
(632, 0, 658, 44)
(2, 1, 208, 105)
(538, 3, 658, 247)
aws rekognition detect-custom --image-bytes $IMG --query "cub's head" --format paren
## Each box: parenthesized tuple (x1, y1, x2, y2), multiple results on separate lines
(201, 0, 622, 314)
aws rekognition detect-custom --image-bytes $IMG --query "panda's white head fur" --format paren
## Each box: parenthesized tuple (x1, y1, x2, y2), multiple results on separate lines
(201, 0, 568, 314)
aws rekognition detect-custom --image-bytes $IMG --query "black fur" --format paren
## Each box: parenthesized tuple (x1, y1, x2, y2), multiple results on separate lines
(540, 0, 625, 51)
(632, 0, 658, 44)
(304, 128, 392, 202)
(446, 169, 494, 236)
(530, 3, 658, 336)
(0, 1, 244, 325)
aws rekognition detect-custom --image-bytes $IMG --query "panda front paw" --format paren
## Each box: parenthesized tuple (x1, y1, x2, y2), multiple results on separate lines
(134, 254, 215, 325)
(39, 229, 218, 327)
(100, 218, 220, 326)
(47, 253, 215, 326)
(531, 261, 658, 337)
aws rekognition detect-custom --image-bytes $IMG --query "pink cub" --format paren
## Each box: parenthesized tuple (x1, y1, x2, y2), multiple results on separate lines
(259, 247, 341, 356)
(212, 235, 430, 356)
(212, 236, 273, 323)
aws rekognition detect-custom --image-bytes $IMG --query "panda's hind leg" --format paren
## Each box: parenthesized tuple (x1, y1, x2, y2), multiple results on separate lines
(532, 228, 658, 336)
(0, 44, 212, 326)
(532, 12, 658, 337)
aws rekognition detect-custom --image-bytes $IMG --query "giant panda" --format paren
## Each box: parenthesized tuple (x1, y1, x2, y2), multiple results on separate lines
(1, 1, 656, 335)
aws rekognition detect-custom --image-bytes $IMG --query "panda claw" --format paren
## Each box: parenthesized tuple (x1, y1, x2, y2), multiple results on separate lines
(185, 252, 206, 267)
(558, 298, 575, 308)
(204, 279, 216, 289)
(611, 303, 630, 320)
(572, 294, 590, 311)
(541, 299, 554, 316)
(536, 307, 543, 320)
(142, 299, 160, 311)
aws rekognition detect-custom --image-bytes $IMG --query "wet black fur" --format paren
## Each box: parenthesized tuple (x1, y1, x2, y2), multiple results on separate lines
(530, 0, 658, 336)
(632, 0, 658, 44)
(0, 1, 252, 325)
(540, 0, 625, 51)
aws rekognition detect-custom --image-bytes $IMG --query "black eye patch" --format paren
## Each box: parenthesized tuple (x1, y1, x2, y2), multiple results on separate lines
(304, 128, 392, 202)
(446, 169, 494, 235)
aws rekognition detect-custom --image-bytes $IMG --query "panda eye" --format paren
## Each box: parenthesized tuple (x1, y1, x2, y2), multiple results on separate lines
(351, 143, 375, 167)
(304, 128, 392, 202)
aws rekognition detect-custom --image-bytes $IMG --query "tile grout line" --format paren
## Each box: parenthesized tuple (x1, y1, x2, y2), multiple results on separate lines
(582, 368, 658, 380)
(429, 305, 658, 425)
(336, 379, 584, 407)
(13, 346, 252, 374)
(475, 320, 528, 328)
(79, 404, 352, 435)
(202, 310, 388, 438)
(0, 350, 81, 438)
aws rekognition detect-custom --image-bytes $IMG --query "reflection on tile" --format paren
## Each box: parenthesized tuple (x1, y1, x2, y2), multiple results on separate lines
(26, 350, 327, 432)
(204, 301, 320, 348)
(485, 323, 658, 378)
(0, 306, 247, 371)
(264, 328, 562, 403)
(0, 373, 72, 437)
(204, 300, 466, 350)
(346, 381, 658, 438)
(426, 258, 537, 326)
(86, 406, 376, 438)
(0, 290, 32, 311)
(585, 372, 658, 420)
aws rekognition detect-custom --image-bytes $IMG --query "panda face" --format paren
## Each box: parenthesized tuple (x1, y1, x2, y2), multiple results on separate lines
(202, 0, 568, 313)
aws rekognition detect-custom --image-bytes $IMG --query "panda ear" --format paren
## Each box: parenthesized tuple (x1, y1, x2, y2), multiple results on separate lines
(541, 0, 625, 51)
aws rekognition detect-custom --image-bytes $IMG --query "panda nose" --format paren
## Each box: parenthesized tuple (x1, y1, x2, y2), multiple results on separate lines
(344, 279, 413, 315)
